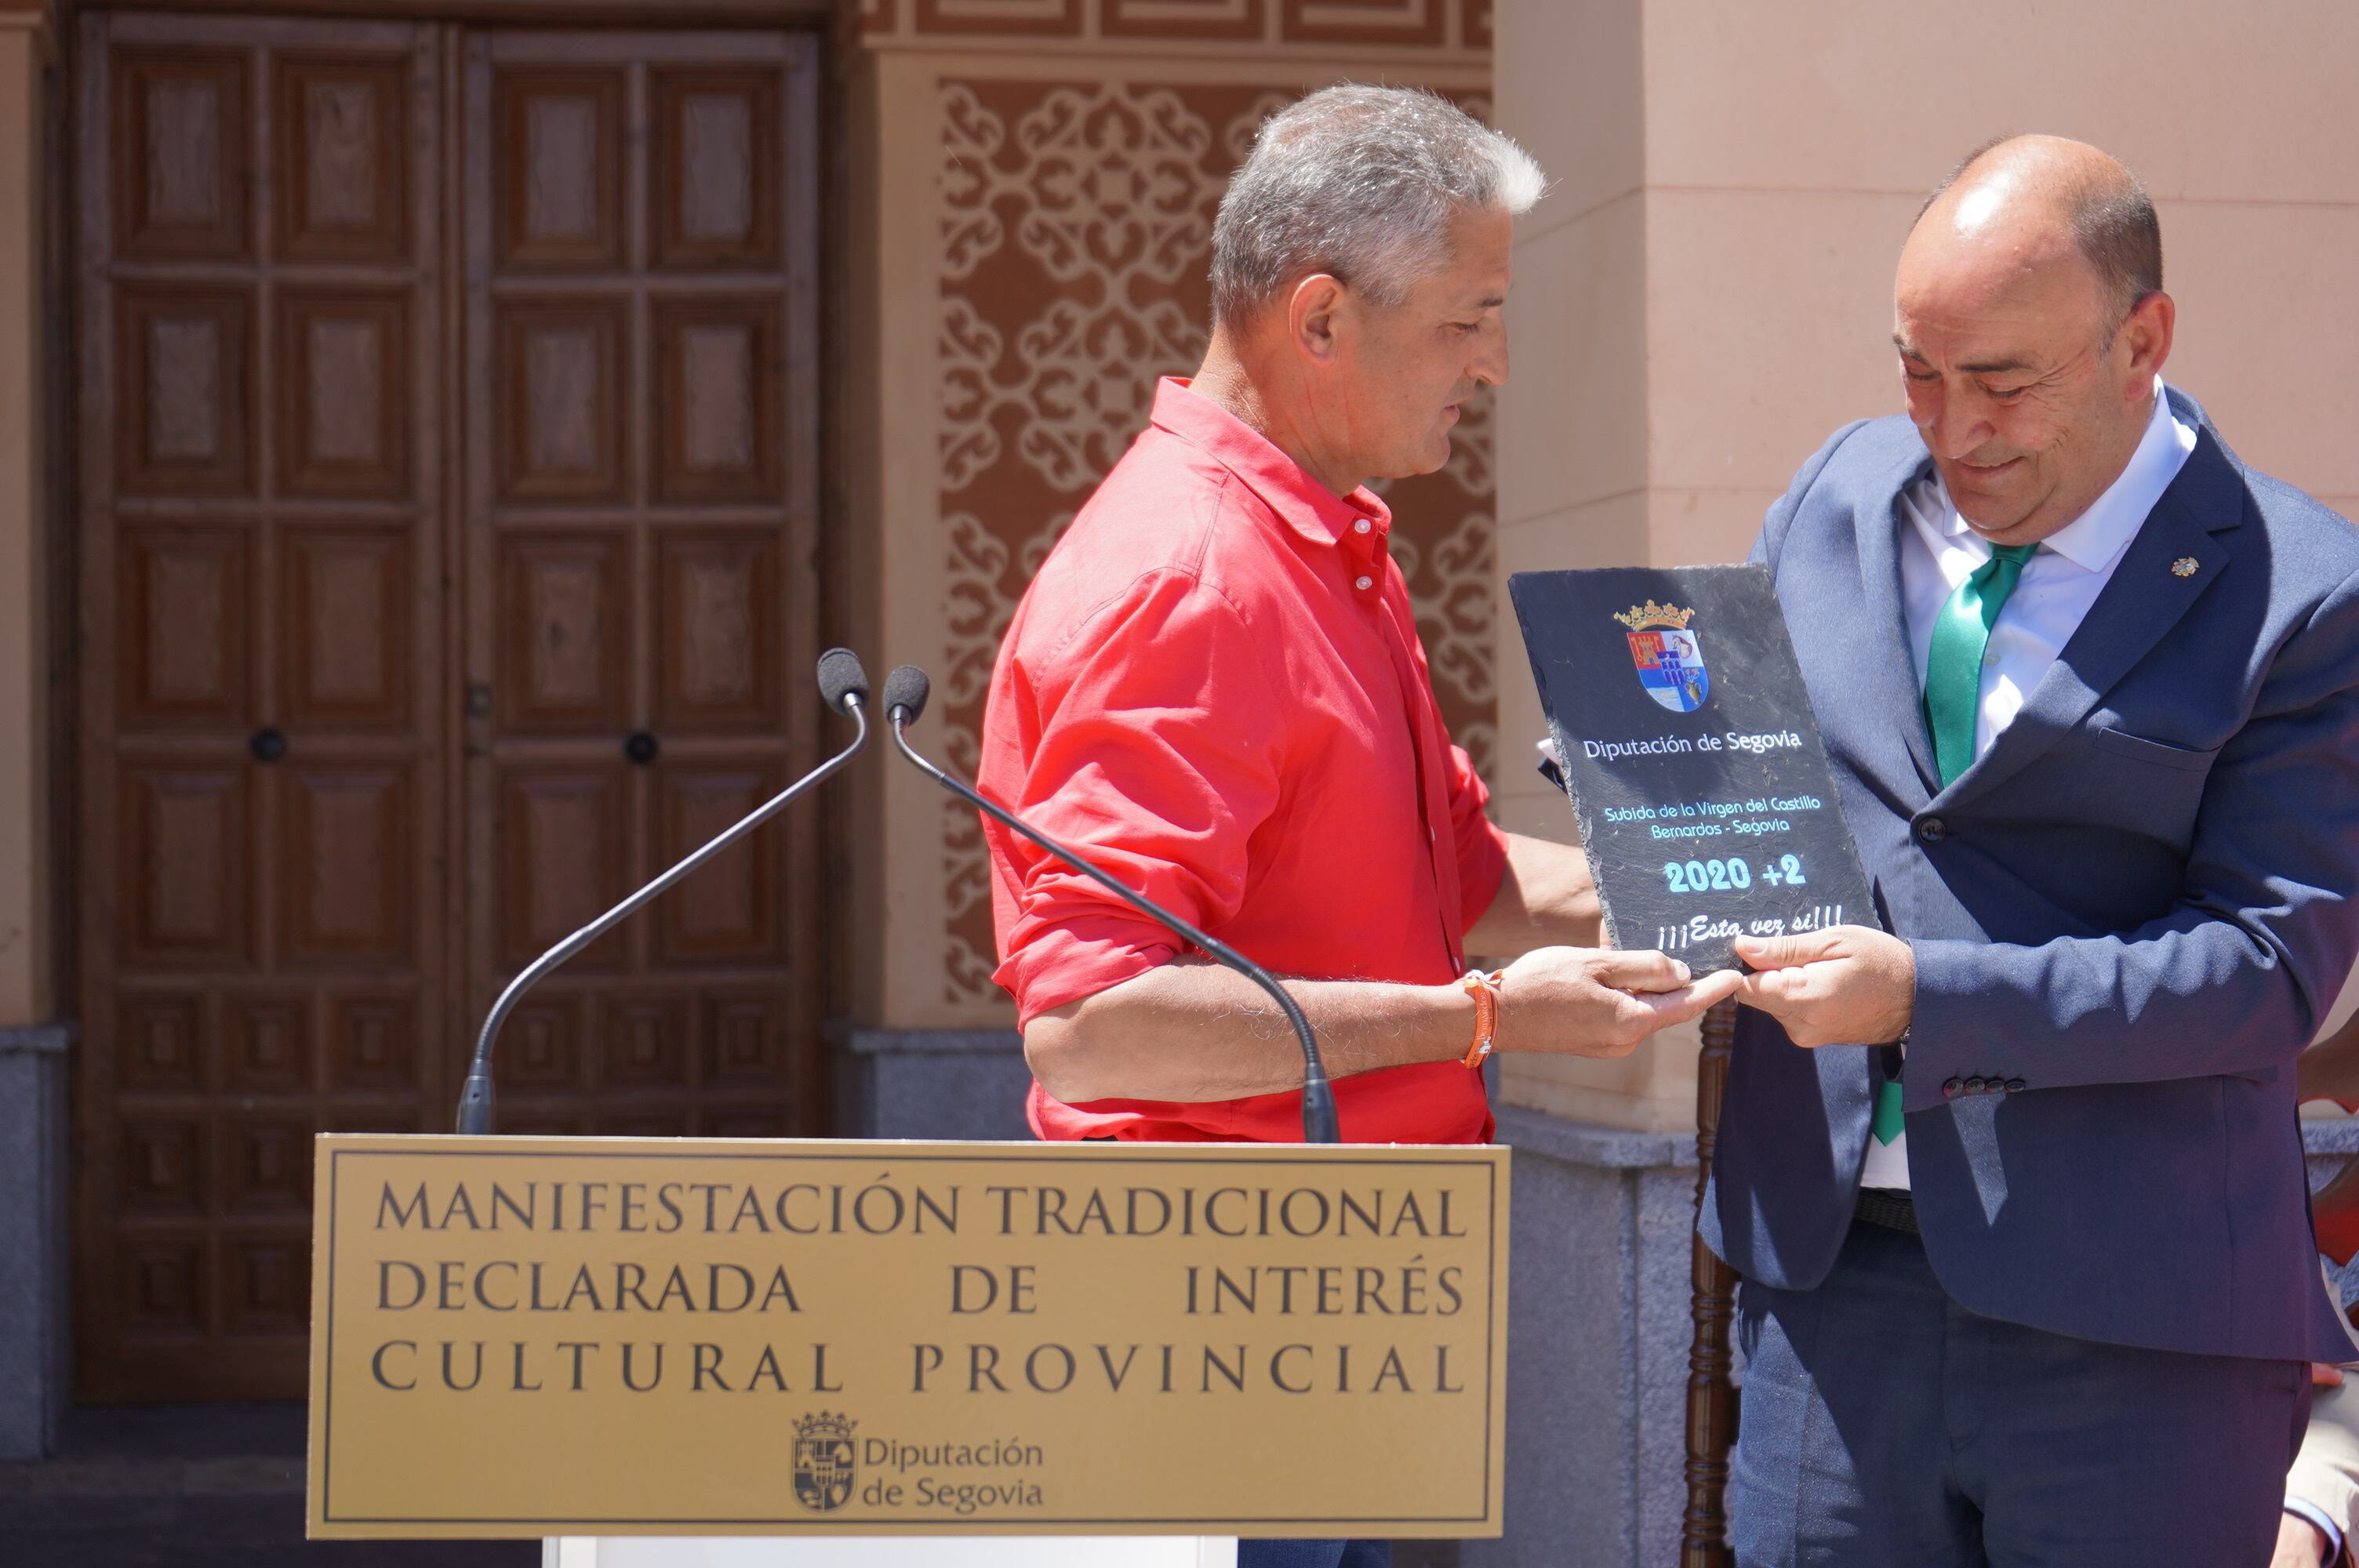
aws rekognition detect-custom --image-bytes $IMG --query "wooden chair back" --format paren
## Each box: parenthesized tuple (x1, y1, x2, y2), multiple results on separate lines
(1681, 999, 1741, 1566)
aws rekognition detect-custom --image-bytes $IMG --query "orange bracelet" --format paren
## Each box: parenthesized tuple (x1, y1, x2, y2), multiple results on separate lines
(1459, 968, 1503, 1069)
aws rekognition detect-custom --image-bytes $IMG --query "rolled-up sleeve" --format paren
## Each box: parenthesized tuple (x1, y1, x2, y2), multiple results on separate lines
(2288, 1372, 2359, 1564)
(990, 569, 1288, 1026)
(1446, 742, 1510, 933)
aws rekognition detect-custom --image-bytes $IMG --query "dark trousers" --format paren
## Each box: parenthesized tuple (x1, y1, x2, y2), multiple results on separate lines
(1238, 1541, 1390, 1568)
(1730, 1218, 2309, 1567)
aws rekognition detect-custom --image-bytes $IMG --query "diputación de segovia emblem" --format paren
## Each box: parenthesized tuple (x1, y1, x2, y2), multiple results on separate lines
(1614, 601, 1709, 713)
(792, 1411, 857, 1512)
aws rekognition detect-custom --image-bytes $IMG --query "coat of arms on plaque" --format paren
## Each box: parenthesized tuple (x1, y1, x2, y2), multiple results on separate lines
(1616, 601, 1710, 713)
(792, 1411, 857, 1512)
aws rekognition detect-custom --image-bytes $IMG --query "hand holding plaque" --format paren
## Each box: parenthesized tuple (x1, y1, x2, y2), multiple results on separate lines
(1510, 565, 1881, 979)
(1727, 924, 1915, 1047)
(1491, 946, 1742, 1059)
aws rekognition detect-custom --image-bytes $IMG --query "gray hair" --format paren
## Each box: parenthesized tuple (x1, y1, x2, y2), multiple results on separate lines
(1210, 85, 1545, 325)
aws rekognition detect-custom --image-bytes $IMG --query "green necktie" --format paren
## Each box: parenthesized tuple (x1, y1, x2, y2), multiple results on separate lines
(1922, 542, 2039, 789)
(1871, 1062, 1906, 1145)
(1872, 540, 2039, 1149)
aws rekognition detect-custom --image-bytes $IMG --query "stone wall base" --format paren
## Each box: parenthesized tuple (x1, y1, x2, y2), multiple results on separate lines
(0, 1024, 69, 1461)
(1463, 1108, 1701, 1568)
(834, 1026, 1032, 1142)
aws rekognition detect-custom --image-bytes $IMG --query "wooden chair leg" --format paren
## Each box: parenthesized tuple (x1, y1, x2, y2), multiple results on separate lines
(1681, 996, 1740, 1566)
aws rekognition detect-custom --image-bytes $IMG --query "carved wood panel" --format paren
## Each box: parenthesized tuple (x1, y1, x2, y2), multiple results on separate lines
(274, 289, 412, 498)
(653, 765, 783, 963)
(652, 296, 783, 503)
(77, 11, 445, 1402)
(494, 69, 624, 271)
(281, 525, 413, 727)
(117, 525, 252, 728)
(651, 67, 780, 270)
(494, 298, 627, 501)
(851, 0, 1488, 47)
(275, 764, 417, 967)
(117, 285, 256, 496)
(112, 49, 252, 261)
(118, 766, 255, 967)
(495, 767, 628, 968)
(654, 531, 781, 729)
(272, 53, 411, 263)
(462, 29, 825, 1144)
(495, 530, 633, 728)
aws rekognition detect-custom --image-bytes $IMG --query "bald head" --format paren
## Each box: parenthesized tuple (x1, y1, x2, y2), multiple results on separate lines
(1891, 135, 2176, 546)
(1914, 135, 2161, 328)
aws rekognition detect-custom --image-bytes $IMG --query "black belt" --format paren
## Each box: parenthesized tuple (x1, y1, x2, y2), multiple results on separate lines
(1855, 1187, 1919, 1235)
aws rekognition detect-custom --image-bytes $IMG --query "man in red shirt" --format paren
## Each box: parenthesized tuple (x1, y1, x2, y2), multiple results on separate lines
(982, 84, 1737, 1160)
(981, 82, 1736, 1568)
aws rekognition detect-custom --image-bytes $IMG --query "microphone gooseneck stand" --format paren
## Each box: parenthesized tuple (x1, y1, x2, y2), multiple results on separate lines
(878, 663, 1340, 1145)
(454, 648, 874, 1134)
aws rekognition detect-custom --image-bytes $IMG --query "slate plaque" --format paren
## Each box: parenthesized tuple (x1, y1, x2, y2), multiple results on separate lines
(1509, 564, 1877, 973)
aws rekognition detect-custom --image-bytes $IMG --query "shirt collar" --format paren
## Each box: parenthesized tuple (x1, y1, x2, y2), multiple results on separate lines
(1149, 377, 1391, 550)
(1932, 377, 2196, 573)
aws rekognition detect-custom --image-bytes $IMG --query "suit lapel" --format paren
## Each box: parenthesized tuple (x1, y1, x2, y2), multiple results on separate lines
(1853, 452, 1943, 797)
(1937, 412, 2246, 810)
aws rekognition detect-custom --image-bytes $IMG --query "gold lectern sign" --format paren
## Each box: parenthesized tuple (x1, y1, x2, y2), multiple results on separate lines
(307, 1136, 1507, 1538)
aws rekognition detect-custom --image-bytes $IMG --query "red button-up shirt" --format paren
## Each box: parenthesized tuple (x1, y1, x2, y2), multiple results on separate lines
(980, 378, 1510, 1144)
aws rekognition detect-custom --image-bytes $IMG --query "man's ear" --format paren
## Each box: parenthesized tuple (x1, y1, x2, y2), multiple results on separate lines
(1286, 274, 1347, 365)
(2118, 289, 2175, 390)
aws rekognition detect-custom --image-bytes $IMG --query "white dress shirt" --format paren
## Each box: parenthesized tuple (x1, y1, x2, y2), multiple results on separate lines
(1858, 379, 2197, 1192)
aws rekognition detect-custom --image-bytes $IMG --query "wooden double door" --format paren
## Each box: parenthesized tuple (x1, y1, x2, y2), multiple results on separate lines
(75, 9, 828, 1400)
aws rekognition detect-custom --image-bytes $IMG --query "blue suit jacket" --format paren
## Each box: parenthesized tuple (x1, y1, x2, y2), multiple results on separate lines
(1703, 386, 2359, 1363)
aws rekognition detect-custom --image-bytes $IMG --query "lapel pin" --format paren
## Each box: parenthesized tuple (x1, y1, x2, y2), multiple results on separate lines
(2172, 557, 2199, 578)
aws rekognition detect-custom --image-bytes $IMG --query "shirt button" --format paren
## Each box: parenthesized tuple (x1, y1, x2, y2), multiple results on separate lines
(1983, 651, 1999, 666)
(1354, 519, 1372, 534)
(1916, 817, 1946, 844)
(1354, 575, 1373, 591)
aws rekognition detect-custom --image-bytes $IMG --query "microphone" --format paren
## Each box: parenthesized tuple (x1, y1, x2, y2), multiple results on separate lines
(881, 663, 930, 729)
(817, 646, 867, 716)
(455, 650, 874, 1134)
(881, 664, 1340, 1144)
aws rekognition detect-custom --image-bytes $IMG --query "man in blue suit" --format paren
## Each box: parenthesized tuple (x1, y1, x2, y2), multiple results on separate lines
(1708, 132, 2359, 1565)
